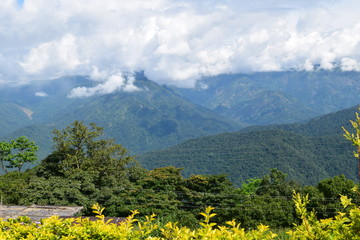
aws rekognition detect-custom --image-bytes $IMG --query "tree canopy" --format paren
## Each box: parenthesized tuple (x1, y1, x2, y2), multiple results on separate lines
(39, 121, 135, 186)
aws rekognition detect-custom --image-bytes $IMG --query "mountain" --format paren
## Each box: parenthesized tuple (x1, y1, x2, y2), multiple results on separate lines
(171, 70, 360, 125)
(138, 105, 359, 185)
(0, 74, 244, 157)
(2, 70, 359, 167)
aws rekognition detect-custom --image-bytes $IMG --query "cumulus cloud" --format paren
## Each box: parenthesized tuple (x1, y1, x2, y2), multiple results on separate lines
(1, 0, 360, 90)
(20, 34, 81, 74)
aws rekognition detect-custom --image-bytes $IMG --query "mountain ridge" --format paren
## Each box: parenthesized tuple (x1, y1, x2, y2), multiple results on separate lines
(170, 70, 360, 125)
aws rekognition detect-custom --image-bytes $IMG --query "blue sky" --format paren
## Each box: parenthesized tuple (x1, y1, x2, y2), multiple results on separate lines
(1, 0, 360, 95)
(17, 0, 24, 7)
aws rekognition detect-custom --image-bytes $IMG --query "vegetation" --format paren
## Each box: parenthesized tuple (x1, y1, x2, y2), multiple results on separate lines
(1, 193, 360, 239)
(138, 105, 360, 186)
(139, 129, 354, 186)
(343, 107, 360, 179)
(0, 109, 360, 234)
(0, 136, 38, 172)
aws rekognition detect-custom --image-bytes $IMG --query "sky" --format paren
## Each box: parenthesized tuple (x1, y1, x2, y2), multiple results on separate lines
(2, 0, 360, 96)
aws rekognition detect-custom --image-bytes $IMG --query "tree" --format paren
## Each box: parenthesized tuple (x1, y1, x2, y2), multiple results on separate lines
(0, 141, 12, 172)
(40, 121, 134, 186)
(342, 107, 360, 180)
(239, 177, 262, 195)
(0, 136, 38, 172)
(256, 168, 300, 197)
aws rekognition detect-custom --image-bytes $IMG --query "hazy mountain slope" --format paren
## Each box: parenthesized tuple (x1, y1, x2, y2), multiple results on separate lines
(215, 90, 316, 125)
(249, 70, 360, 113)
(0, 101, 32, 136)
(0, 76, 91, 122)
(171, 70, 360, 125)
(240, 105, 359, 136)
(1, 74, 244, 157)
(139, 105, 359, 185)
(2, 124, 54, 162)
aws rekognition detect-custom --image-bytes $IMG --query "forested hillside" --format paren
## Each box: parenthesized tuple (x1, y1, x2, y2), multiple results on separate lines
(139, 105, 360, 185)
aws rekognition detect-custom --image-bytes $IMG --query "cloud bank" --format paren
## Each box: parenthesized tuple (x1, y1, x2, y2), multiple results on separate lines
(2, 0, 360, 92)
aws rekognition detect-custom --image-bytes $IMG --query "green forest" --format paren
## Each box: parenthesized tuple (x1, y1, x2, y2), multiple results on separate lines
(1, 109, 360, 232)
(139, 105, 360, 186)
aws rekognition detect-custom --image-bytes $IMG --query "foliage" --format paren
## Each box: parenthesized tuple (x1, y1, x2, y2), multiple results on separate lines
(3, 160, 357, 230)
(288, 192, 360, 239)
(0, 170, 35, 204)
(3, 194, 360, 239)
(239, 177, 261, 195)
(38, 121, 135, 187)
(342, 107, 360, 179)
(0, 136, 38, 172)
(0, 205, 277, 240)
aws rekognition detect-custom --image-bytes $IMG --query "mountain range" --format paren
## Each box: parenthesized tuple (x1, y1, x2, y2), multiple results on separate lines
(171, 69, 360, 125)
(0, 70, 359, 183)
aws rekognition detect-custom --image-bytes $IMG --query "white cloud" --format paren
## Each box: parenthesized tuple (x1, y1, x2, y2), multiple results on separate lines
(68, 72, 139, 98)
(35, 91, 48, 97)
(1, 0, 360, 89)
(341, 57, 360, 71)
(20, 34, 81, 75)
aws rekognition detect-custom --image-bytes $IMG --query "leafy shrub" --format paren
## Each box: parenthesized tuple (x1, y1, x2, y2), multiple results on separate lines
(3, 194, 360, 239)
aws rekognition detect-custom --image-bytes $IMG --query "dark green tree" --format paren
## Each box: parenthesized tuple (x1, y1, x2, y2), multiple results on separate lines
(302, 175, 357, 219)
(39, 121, 134, 186)
(256, 168, 300, 197)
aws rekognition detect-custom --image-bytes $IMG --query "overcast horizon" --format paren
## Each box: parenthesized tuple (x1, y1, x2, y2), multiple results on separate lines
(2, 0, 360, 96)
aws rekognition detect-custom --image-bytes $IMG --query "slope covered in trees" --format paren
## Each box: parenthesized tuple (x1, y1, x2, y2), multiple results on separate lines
(139, 105, 360, 185)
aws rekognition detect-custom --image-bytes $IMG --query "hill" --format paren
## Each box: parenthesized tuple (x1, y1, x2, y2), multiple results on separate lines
(138, 105, 359, 185)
